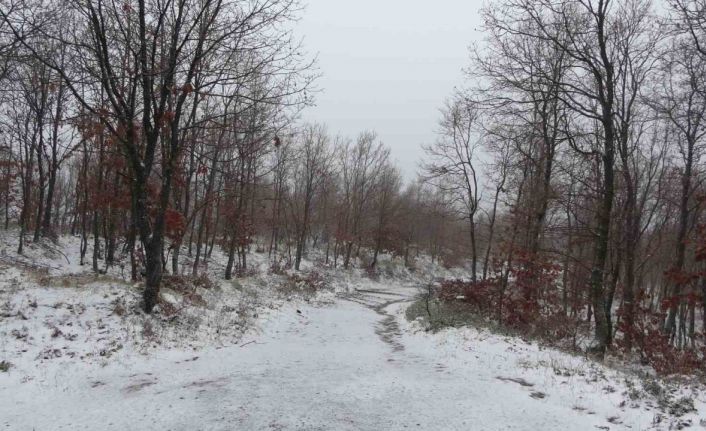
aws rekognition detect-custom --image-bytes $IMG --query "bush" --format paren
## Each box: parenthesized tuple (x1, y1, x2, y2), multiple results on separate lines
(279, 271, 329, 297)
(269, 258, 291, 275)
(159, 274, 210, 310)
(617, 297, 706, 376)
(435, 251, 706, 376)
(434, 251, 579, 344)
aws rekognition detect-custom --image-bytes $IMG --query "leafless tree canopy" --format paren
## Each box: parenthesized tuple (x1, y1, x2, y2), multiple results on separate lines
(3, 0, 706, 371)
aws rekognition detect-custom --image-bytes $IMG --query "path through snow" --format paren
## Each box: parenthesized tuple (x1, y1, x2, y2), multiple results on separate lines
(3, 282, 701, 430)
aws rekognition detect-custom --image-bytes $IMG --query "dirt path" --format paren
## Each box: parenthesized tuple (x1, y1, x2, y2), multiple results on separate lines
(2, 282, 681, 430)
(343, 284, 421, 352)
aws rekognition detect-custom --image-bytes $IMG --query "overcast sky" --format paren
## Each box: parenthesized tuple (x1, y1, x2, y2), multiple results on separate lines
(297, 0, 483, 179)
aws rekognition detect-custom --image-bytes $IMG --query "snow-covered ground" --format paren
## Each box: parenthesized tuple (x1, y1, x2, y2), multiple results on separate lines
(1, 234, 705, 430)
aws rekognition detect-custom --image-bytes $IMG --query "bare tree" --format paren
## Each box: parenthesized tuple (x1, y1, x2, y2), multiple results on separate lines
(650, 36, 706, 341)
(370, 162, 401, 269)
(291, 123, 332, 270)
(424, 96, 481, 281)
(2, 0, 315, 311)
(338, 132, 389, 269)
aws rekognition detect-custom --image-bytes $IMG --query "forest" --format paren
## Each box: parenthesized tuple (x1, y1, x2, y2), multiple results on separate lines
(2, 0, 706, 429)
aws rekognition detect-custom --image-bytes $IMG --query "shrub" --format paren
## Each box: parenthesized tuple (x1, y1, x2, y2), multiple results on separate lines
(617, 296, 706, 375)
(364, 265, 380, 281)
(269, 258, 291, 275)
(193, 273, 216, 290)
(435, 251, 578, 344)
(279, 271, 329, 296)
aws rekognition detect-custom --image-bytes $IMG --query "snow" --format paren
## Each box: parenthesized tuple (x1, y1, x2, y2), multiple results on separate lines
(1, 233, 705, 430)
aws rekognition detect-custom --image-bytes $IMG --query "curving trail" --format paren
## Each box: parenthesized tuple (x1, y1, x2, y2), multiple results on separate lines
(3, 283, 681, 430)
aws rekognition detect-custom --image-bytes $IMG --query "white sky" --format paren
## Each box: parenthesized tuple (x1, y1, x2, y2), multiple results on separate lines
(298, 0, 484, 179)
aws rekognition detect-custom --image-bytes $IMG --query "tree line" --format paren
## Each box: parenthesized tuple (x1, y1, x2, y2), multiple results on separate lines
(3, 0, 706, 371)
(423, 0, 706, 368)
(0, 0, 472, 315)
